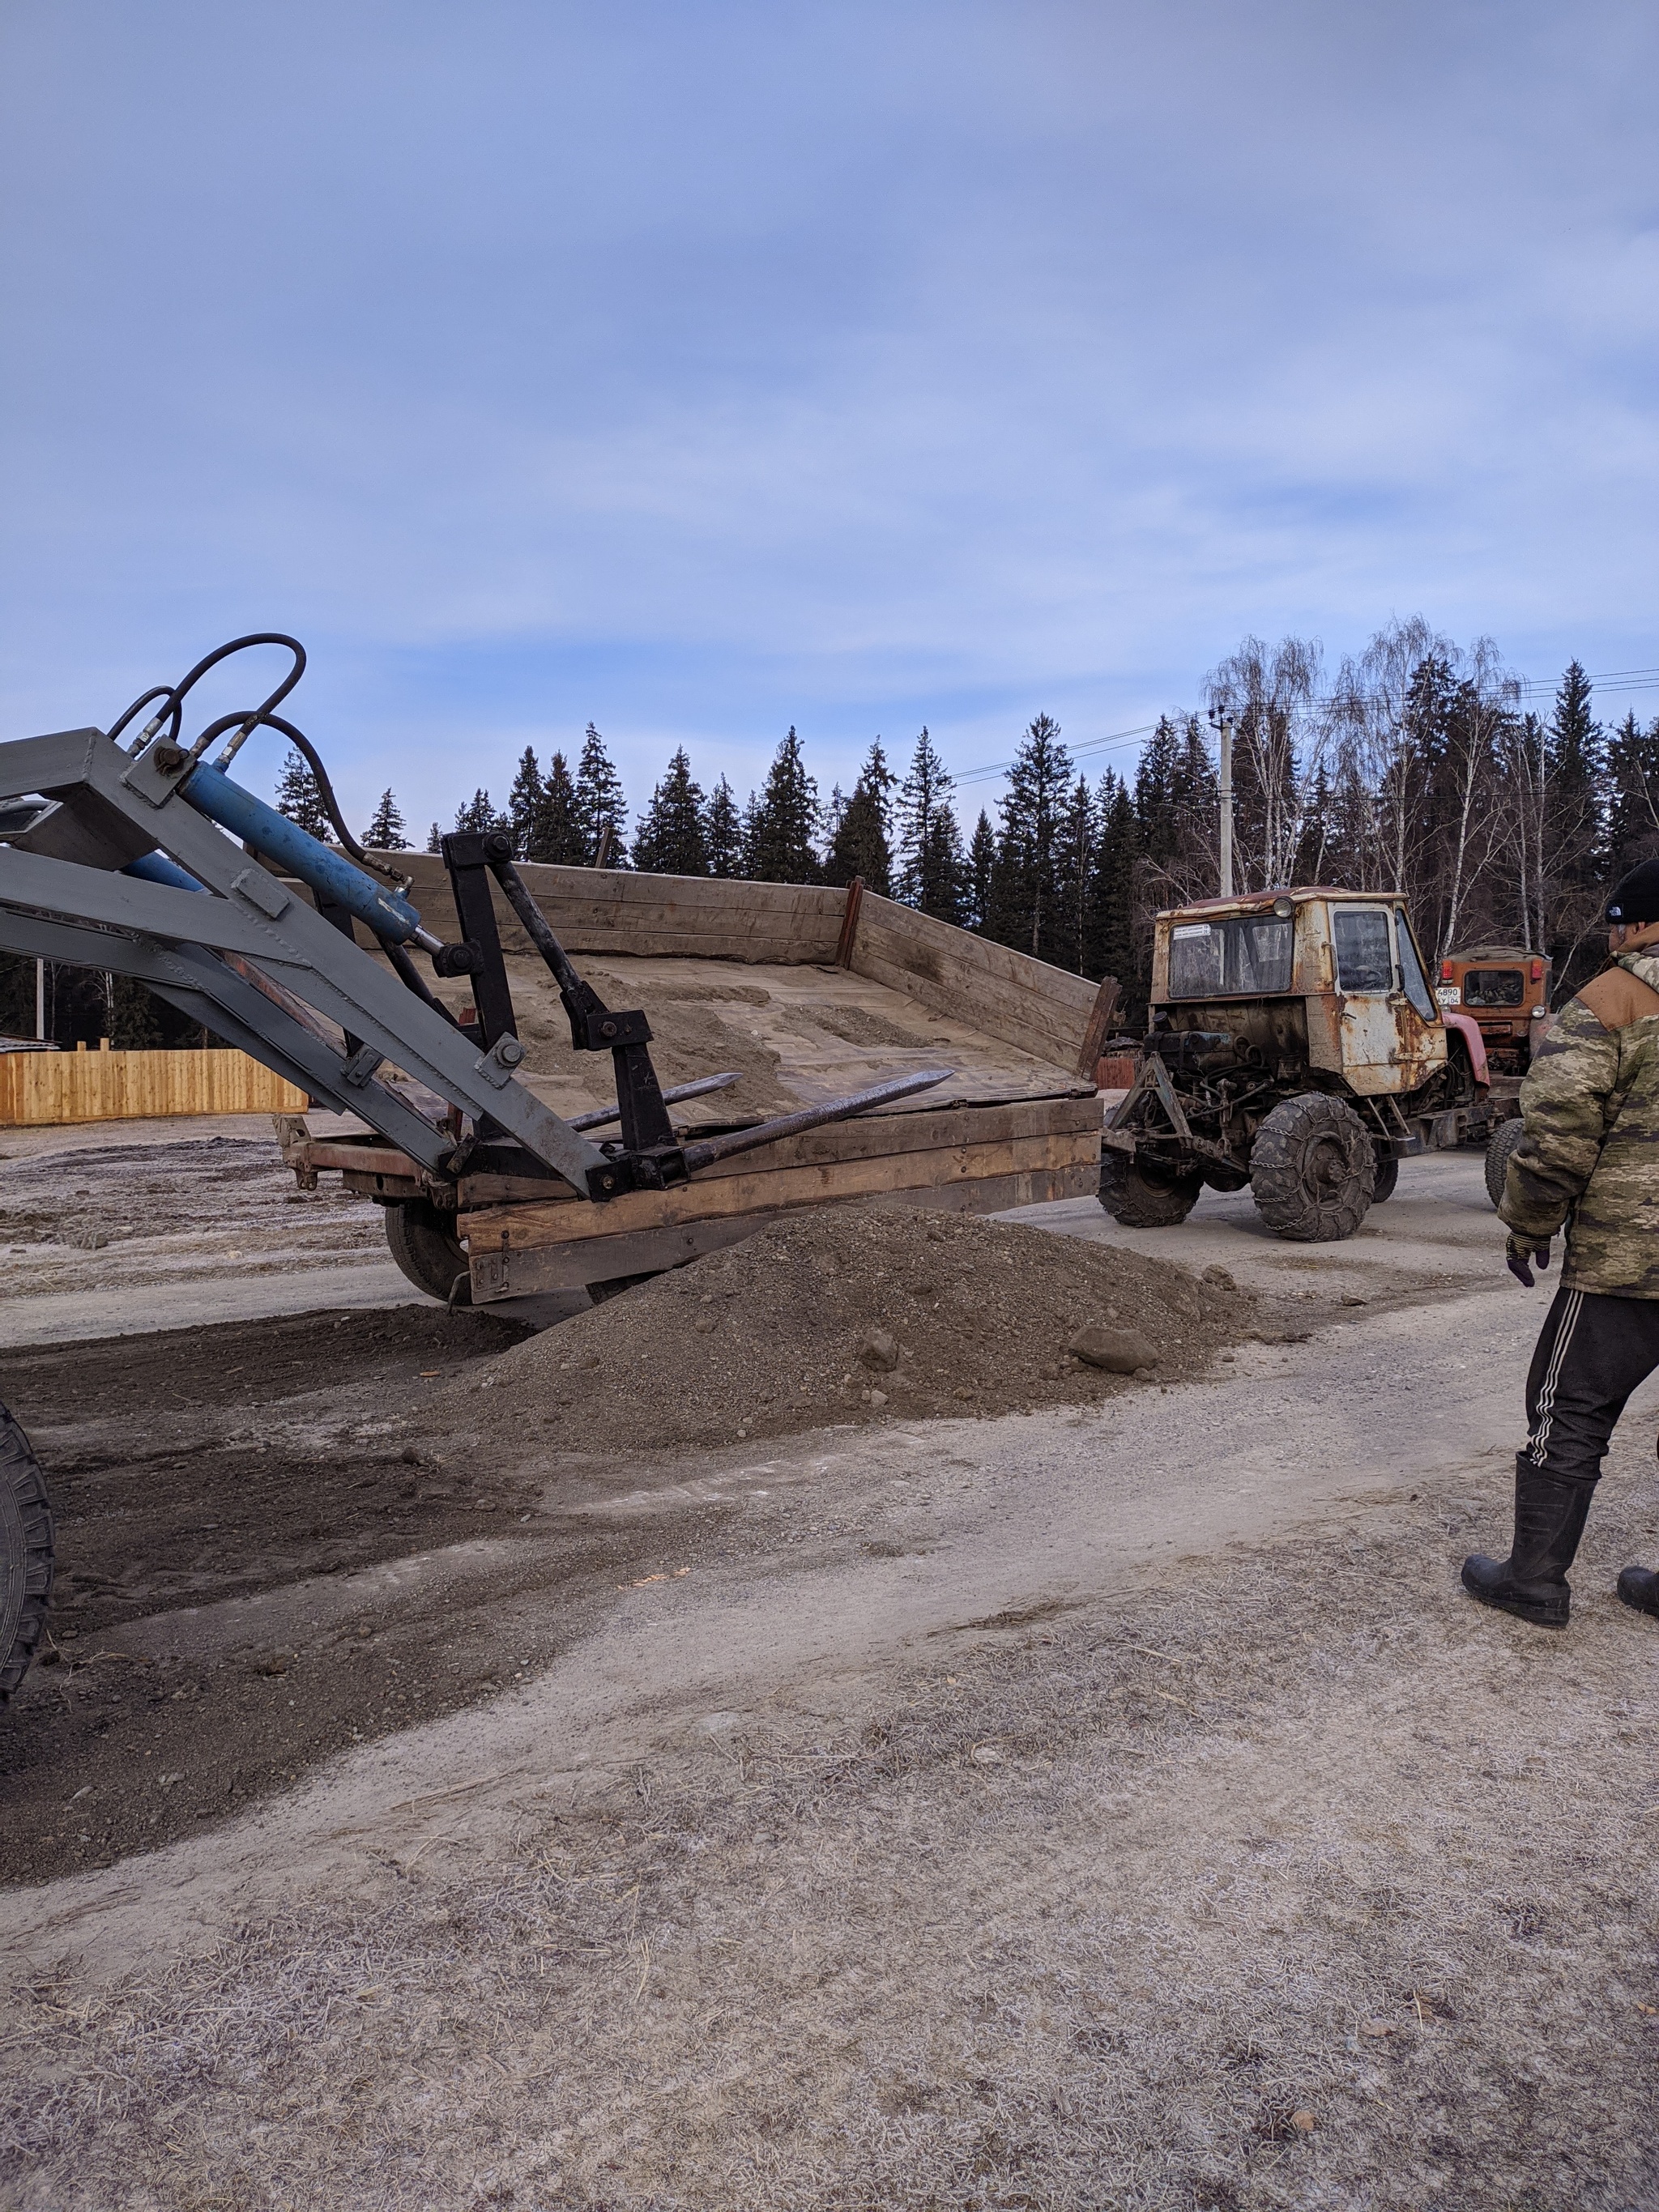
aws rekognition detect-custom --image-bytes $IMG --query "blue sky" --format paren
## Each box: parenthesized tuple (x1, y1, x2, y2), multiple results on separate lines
(2, 1, 1655, 836)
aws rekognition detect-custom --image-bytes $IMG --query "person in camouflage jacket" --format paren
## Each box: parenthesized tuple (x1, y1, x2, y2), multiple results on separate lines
(1463, 858, 1659, 1629)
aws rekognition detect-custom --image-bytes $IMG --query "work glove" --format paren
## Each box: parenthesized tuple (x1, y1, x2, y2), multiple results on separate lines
(1506, 1233, 1551, 1289)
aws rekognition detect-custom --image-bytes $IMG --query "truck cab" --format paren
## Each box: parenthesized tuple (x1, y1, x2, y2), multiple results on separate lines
(1435, 945, 1550, 1087)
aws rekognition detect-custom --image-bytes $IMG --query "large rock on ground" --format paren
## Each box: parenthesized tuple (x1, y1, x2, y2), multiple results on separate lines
(1068, 1323, 1158, 1375)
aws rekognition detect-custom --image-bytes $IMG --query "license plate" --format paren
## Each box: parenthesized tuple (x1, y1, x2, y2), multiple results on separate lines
(1436, 985, 1461, 1006)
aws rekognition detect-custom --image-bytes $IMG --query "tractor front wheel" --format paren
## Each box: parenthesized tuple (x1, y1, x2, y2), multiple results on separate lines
(1250, 1093, 1375, 1242)
(385, 1200, 472, 1306)
(1099, 1149, 1205, 1227)
(1371, 1154, 1400, 1204)
(1, 1407, 54, 1708)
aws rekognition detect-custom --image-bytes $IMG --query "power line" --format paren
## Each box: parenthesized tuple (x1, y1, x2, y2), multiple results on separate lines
(951, 662, 1659, 791)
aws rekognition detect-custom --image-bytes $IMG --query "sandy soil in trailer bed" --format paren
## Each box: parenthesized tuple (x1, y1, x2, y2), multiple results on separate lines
(2, 1141, 1657, 2208)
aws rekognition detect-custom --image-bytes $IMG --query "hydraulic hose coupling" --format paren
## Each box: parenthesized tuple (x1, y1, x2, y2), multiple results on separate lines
(177, 761, 427, 944)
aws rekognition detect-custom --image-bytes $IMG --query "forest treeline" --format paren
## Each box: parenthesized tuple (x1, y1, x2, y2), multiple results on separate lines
(317, 617, 1657, 1016)
(9, 618, 1653, 1044)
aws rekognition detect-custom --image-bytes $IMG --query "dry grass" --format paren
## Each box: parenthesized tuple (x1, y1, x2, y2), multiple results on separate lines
(6, 1463, 1659, 2211)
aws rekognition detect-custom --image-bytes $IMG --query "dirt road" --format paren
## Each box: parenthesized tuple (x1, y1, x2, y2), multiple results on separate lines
(2, 1136, 1657, 2210)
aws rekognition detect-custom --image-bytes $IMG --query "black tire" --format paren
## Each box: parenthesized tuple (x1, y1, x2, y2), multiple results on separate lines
(1, 1406, 54, 1708)
(385, 1200, 472, 1306)
(1250, 1093, 1376, 1243)
(1485, 1116, 1527, 1210)
(1371, 1154, 1400, 1204)
(1099, 1149, 1205, 1227)
(586, 1272, 658, 1305)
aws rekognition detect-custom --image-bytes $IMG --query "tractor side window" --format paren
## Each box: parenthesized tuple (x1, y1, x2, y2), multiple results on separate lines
(1333, 907, 1394, 993)
(1463, 967, 1525, 1008)
(1393, 910, 1436, 1020)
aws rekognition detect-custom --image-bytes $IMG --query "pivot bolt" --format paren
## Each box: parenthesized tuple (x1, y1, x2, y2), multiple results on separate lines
(599, 1019, 617, 1038)
(153, 743, 186, 772)
(496, 1037, 525, 1067)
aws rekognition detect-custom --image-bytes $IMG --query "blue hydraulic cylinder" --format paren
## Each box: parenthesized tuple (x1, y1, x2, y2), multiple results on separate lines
(124, 851, 206, 893)
(177, 761, 426, 942)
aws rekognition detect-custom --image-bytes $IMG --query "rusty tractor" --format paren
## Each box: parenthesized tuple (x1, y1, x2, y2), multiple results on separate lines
(1102, 888, 1500, 1242)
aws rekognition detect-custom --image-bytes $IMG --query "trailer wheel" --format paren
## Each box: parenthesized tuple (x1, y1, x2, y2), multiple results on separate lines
(1371, 1154, 1400, 1204)
(385, 1200, 472, 1306)
(1485, 1116, 1527, 1210)
(1098, 1151, 1204, 1226)
(1, 1407, 54, 1708)
(1250, 1093, 1375, 1242)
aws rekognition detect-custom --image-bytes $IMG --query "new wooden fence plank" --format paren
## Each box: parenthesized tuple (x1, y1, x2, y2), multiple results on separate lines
(0, 1048, 306, 1127)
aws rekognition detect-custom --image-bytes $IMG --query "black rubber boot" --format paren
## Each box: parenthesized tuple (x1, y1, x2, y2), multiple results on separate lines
(1616, 1566, 1659, 1618)
(1461, 1457, 1594, 1629)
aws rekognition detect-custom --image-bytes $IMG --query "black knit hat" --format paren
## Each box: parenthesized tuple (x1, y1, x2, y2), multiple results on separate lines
(1606, 859, 1659, 927)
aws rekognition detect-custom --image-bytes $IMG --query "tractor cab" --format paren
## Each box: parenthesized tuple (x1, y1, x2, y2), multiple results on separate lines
(1150, 887, 1449, 1097)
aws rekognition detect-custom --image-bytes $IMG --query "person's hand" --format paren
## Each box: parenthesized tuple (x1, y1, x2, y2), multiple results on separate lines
(1506, 1233, 1551, 1288)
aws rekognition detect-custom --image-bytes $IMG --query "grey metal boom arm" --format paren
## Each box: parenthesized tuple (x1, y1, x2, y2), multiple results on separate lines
(0, 725, 612, 1191)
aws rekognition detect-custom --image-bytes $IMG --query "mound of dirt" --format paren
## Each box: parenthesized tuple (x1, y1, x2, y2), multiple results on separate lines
(441, 1204, 1257, 1455)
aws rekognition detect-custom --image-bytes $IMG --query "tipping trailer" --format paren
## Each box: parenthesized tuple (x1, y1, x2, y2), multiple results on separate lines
(0, 635, 1107, 1704)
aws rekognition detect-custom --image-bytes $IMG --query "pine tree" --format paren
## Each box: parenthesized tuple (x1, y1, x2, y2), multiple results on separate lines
(361, 788, 406, 850)
(632, 749, 710, 875)
(426, 821, 443, 855)
(1607, 712, 1659, 880)
(738, 790, 765, 877)
(574, 723, 628, 867)
(1544, 661, 1606, 994)
(986, 714, 1073, 958)
(274, 747, 333, 842)
(508, 748, 546, 860)
(966, 810, 997, 931)
(529, 752, 585, 865)
(896, 728, 964, 916)
(454, 788, 510, 836)
(746, 727, 820, 884)
(703, 776, 744, 878)
(824, 739, 895, 893)
(1093, 773, 1138, 1008)
(1053, 775, 1098, 974)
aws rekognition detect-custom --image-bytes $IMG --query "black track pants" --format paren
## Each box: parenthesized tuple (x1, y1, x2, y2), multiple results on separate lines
(1522, 1287, 1659, 1487)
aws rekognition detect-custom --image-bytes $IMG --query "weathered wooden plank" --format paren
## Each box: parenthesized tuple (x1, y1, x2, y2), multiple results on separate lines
(468, 1161, 1100, 1301)
(471, 1212, 780, 1299)
(455, 1093, 1100, 1206)
(460, 1129, 1100, 1250)
(846, 894, 1098, 1068)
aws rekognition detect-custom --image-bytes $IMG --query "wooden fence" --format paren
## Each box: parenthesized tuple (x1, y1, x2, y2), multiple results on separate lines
(0, 1044, 307, 1127)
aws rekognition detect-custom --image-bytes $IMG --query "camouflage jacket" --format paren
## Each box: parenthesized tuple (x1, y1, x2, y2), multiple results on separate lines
(1501, 950, 1659, 1296)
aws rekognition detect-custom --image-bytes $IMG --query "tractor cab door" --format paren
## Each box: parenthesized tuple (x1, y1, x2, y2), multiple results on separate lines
(1330, 906, 1398, 1089)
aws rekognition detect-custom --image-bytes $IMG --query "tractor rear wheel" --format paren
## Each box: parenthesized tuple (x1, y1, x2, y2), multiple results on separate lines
(1099, 1150, 1205, 1227)
(1485, 1116, 1527, 1210)
(1, 1407, 54, 1707)
(1250, 1093, 1375, 1242)
(385, 1199, 472, 1306)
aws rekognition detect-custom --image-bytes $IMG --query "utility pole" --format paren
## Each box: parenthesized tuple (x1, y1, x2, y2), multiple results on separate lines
(1209, 712, 1236, 899)
(35, 958, 45, 1042)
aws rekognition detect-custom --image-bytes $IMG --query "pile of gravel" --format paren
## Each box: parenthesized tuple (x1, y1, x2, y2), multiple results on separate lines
(448, 1203, 1256, 1453)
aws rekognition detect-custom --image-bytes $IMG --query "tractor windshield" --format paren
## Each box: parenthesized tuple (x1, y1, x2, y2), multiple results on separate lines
(1166, 915, 1294, 998)
(1463, 968, 1525, 1008)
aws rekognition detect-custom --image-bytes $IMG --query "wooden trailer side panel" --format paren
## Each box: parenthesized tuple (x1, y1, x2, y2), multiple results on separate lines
(842, 890, 1102, 1073)
(459, 1093, 1101, 1301)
